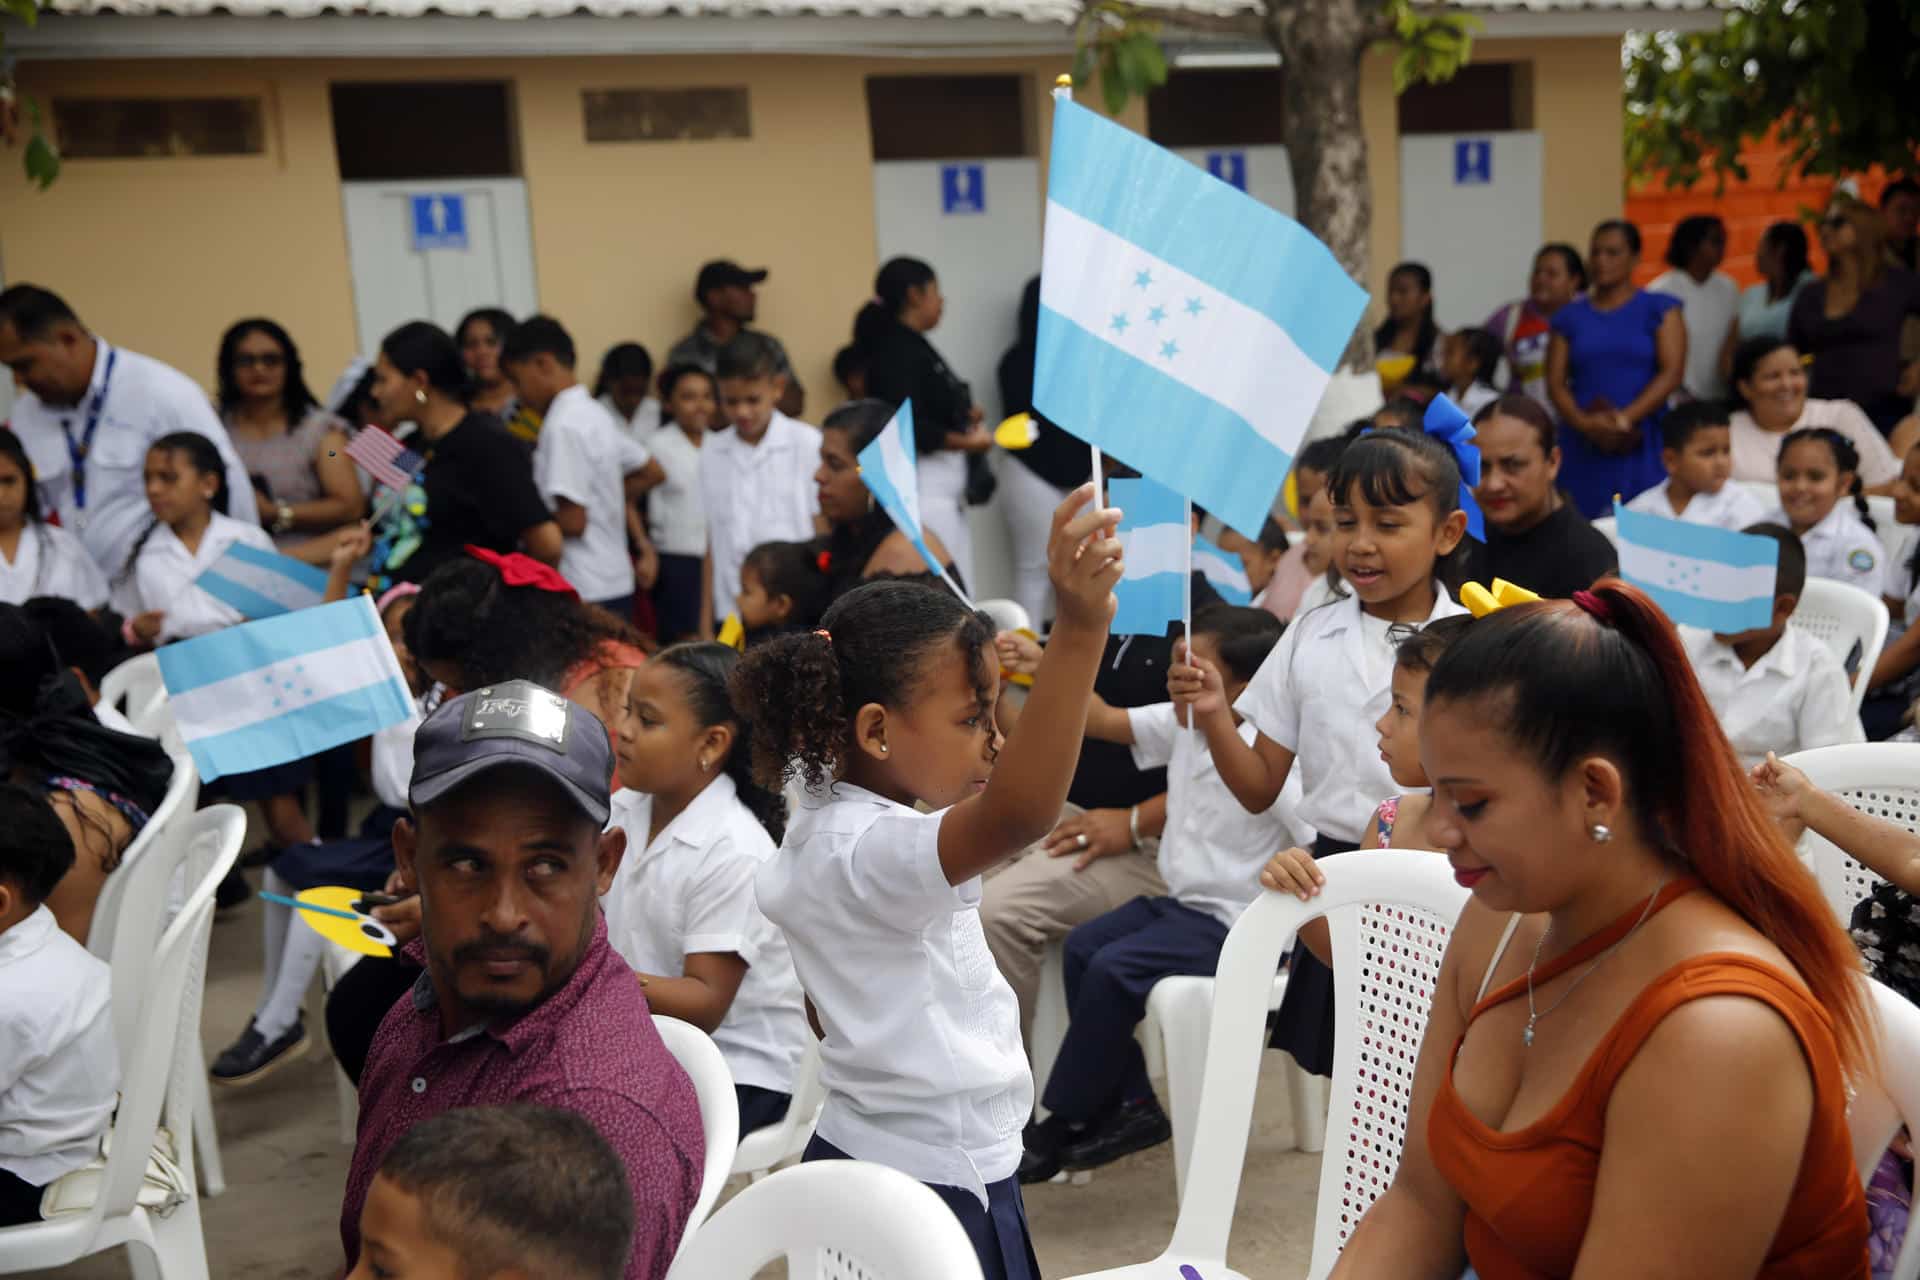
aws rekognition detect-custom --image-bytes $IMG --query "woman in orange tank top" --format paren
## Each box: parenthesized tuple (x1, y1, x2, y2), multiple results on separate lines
(1329, 581, 1874, 1280)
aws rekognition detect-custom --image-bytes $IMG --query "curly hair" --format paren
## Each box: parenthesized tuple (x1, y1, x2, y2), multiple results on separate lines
(405, 556, 646, 692)
(728, 579, 994, 792)
(652, 643, 786, 843)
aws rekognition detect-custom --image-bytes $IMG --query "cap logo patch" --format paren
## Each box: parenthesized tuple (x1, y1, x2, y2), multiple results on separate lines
(464, 684, 571, 751)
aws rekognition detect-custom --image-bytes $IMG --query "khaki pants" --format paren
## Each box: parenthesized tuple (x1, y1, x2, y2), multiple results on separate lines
(981, 804, 1168, 1053)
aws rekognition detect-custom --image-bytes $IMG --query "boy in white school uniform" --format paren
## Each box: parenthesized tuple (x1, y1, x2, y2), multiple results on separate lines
(1682, 522, 1864, 767)
(0, 784, 119, 1227)
(699, 333, 824, 635)
(1623, 401, 1768, 531)
(1022, 606, 1314, 1181)
(504, 316, 666, 615)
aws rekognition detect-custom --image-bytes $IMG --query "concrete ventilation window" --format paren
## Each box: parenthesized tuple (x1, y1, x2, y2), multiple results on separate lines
(54, 97, 266, 159)
(1146, 68, 1286, 149)
(581, 88, 752, 143)
(331, 82, 517, 180)
(1397, 63, 1523, 135)
(866, 76, 1026, 161)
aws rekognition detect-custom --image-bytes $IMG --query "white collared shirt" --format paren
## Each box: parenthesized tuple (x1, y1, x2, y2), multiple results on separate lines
(0, 521, 109, 610)
(602, 776, 808, 1095)
(645, 423, 708, 558)
(1235, 584, 1467, 843)
(1129, 703, 1316, 926)
(756, 783, 1029, 1206)
(599, 392, 662, 441)
(1765, 503, 1883, 595)
(116, 511, 277, 642)
(0, 905, 120, 1186)
(700, 411, 822, 606)
(10, 340, 259, 577)
(1622, 480, 1768, 532)
(533, 384, 638, 605)
(1682, 625, 1863, 767)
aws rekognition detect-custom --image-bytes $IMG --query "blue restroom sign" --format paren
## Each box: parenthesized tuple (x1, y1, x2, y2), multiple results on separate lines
(1205, 151, 1247, 191)
(1453, 140, 1492, 186)
(941, 165, 985, 215)
(411, 194, 469, 251)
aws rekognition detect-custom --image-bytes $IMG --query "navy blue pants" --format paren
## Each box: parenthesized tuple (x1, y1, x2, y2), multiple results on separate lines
(652, 553, 704, 643)
(1040, 895, 1228, 1125)
(735, 1083, 792, 1136)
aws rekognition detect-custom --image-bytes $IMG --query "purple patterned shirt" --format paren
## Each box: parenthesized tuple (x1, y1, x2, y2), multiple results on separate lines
(340, 916, 704, 1280)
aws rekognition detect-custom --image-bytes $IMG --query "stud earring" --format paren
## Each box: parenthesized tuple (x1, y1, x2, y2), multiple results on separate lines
(879, 743, 888, 755)
(1589, 823, 1612, 844)
(415, 388, 428, 406)
(698, 756, 710, 772)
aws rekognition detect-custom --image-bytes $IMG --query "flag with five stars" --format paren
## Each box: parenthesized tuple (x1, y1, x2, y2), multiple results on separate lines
(1612, 499, 1779, 633)
(1034, 100, 1369, 537)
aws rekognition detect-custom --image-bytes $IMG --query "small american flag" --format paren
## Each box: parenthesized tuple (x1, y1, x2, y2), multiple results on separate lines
(344, 426, 424, 491)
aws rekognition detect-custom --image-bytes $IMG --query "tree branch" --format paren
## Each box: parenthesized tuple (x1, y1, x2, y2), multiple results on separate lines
(1130, 3, 1267, 40)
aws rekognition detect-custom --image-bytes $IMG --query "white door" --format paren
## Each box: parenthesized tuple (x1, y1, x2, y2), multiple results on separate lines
(1170, 145, 1296, 217)
(1399, 132, 1543, 331)
(340, 179, 539, 352)
(872, 158, 1042, 601)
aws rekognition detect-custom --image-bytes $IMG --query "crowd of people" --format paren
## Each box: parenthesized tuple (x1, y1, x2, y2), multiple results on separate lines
(0, 178, 1917, 1280)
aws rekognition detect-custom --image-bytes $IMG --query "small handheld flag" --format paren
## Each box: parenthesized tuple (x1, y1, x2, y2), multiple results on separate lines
(154, 595, 415, 782)
(194, 543, 331, 619)
(856, 401, 973, 606)
(1108, 475, 1189, 637)
(1191, 533, 1252, 606)
(1612, 500, 1780, 633)
(344, 425, 425, 493)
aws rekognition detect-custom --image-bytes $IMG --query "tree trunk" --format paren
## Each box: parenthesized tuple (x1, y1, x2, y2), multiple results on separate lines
(1271, 0, 1378, 375)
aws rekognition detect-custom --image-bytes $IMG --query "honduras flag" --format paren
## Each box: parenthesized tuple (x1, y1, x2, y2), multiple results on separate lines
(856, 401, 954, 587)
(155, 595, 414, 782)
(194, 543, 331, 619)
(1109, 476, 1189, 637)
(1035, 100, 1369, 539)
(1613, 500, 1779, 633)
(1192, 534, 1252, 606)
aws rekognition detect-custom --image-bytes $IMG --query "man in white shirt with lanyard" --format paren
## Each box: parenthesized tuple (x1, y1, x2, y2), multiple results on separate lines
(0, 285, 258, 580)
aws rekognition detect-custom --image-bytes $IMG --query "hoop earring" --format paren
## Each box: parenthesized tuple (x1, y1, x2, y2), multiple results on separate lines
(1589, 823, 1613, 844)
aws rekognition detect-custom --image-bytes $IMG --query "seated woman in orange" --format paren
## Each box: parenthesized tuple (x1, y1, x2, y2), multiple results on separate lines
(1330, 580, 1872, 1280)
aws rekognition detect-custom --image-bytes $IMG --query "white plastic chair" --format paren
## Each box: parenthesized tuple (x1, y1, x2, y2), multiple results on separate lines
(1589, 515, 1618, 552)
(730, 1037, 824, 1182)
(1849, 979, 1920, 1280)
(1867, 494, 1900, 562)
(665, 1160, 984, 1280)
(0, 805, 242, 1279)
(98, 652, 166, 727)
(86, 748, 199, 968)
(1058, 850, 1468, 1280)
(1789, 578, 1889, 716)
(652, 1015, 739, 1265)
(977, 597, 1033, 635)
(1780, 742, 1916, 926)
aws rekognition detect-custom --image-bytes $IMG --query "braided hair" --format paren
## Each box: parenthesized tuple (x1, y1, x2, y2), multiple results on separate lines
(652, 643, 786, 843)
(115, 431, 231, 587)
(1779, 427, 1874, 531)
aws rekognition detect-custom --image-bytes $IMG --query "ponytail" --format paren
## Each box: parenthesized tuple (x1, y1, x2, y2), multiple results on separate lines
(117, 431, 231, 587)
(652, 643, 787, 843)
(852, 257, 936, 349)
(1780, 427, 1873, 530)
(1424, 581, 1873, 1076)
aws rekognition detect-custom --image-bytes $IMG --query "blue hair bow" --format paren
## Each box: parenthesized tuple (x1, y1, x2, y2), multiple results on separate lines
(1423, 393, 1484, 541)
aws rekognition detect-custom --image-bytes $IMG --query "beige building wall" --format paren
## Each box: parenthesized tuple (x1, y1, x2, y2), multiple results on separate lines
(0, 37, 1623, 404)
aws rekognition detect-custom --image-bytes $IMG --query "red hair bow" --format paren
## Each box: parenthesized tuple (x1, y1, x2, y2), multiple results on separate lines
(465, 545, 579, 599)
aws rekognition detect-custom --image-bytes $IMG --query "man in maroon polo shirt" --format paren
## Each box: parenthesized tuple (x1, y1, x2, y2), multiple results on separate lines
(340, 680, 704, 1280)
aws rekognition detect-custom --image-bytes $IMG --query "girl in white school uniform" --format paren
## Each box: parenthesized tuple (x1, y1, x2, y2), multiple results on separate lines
(1171, 426, 1471, 1075)
(732, 485, 1123, 1280)
(1768, 426, 1882, 596)
(0, 427, 108, 611)
(602, 641, 809, 1135)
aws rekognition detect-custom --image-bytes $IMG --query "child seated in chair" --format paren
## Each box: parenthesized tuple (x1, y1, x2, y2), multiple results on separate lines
(0, 783, 119, 1226)
(347, 1104, 634, 1280)
(1680, 523, 1864, 767)
(1019, 605, 1314, 1183)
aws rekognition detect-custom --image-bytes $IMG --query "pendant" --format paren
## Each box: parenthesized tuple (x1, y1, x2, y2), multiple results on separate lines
(1522, 1022, 1536, 1048)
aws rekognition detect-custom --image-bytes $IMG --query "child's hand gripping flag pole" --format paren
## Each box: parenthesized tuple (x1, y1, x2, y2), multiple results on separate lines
(856, 400, 976, 610)
(1034, 87, 1369, 539)
(1611, 499, 1780, 633)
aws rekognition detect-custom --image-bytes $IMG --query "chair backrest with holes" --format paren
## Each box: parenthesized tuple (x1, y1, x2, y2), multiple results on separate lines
(652, 1015, 739, 1263)
(1787, 579, 1889, 716)
(1780, 743, 1913, 925)
(85, 747, 197, 963)
(1850, 981, 1920, 1280)
(664, 1161, 984, 1280)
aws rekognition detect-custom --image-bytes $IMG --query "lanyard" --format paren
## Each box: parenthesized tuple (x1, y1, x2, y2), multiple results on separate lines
(60, 346, 119, 512)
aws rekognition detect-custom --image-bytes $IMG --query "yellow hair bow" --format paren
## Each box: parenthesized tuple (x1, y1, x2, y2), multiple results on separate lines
(1460, 579, 1541, 619)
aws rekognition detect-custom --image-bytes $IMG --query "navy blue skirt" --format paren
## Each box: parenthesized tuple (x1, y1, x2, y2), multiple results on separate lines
(1267, 833, 1359, 1076)
(803, 1136, 1039, 1280)
(270, 805, 403, 892)
(204, 755, 314, 804)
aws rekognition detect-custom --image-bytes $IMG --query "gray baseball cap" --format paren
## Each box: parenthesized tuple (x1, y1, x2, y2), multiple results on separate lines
(410, 681, 613, 827)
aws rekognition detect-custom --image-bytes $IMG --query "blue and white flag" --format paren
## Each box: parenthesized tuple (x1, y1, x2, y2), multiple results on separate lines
(1034, 100, 1370, 538)
(1192, 533, 1252, 606)
(1109, 476, 1189, 637)
(856, 401, 950, 584)
(155, 595, 414, 782)
(193, 543, 331, 619)
(1613, 500, 1779, 633)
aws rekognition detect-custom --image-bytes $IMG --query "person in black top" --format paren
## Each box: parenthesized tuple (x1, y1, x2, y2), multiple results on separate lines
(855, 257, 994, 588)
(353, 321, 560, 589)
(1470, 394, 1617, 598)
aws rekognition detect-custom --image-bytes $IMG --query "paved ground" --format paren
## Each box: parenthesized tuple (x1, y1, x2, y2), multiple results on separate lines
(24, 869, 1321, 1279)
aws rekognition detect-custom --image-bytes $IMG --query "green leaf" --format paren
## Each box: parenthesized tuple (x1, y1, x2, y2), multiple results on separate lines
(24, 130, 58, 189)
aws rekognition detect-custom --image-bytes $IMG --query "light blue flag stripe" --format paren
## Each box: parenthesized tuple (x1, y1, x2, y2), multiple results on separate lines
(157, 595, 381, 695)
(195, 570, 308, 621)
(856, 401, 946, 579)
(1047, 101, 1365, 374)
(1193, 534, 1252, 606)
(182, 681, 414, 783)
(1037, 314, 1290, 536)
(223, 541, 332, 590)
(1109, 476, 1190, 637)
(1614, 507, 1781, 568)
(1111, 474, 1188, 530)
(1628, 582, 1778, 636)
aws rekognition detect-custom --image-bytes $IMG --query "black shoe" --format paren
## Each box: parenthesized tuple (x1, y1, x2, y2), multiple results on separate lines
(1016, 1114, 1080, 1185)
(1059, 1097, 1172, 1172)
(215, 867, 253, 915)
(211, 1019, 310, 1086)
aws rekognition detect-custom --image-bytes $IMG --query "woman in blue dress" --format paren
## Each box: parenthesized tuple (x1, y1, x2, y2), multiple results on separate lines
(1546, 219, 1687, 517)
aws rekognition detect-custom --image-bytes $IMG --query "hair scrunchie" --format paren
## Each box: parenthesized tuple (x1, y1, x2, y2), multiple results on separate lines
(1571, 588, 1614, 623)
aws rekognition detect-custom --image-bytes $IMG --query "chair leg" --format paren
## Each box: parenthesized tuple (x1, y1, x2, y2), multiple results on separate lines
(1285, 1058, 1329, 1154)
(1146, 982, 1213, 1202)
(147, 1194, 214, 1280)
(1029, 942, 1069, 1123)
(190, 1068, 225, 1198)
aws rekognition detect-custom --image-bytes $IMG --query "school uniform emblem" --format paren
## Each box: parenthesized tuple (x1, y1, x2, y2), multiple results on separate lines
(1850, 549, 1877, 574)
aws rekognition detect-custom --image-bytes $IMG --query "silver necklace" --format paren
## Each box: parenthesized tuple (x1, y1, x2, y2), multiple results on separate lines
(1523, 876, 1668, 1049)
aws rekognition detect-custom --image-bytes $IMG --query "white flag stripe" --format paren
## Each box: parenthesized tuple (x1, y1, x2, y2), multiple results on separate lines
(1040, 200, 1329, 455)
(169, 634, 405, 742)
(1192, 547, 1249, 593)
(1122, 523, 1191, 580)
(1617, 543, 1777, 604)
(205, 556, 324, 613)
(876, 417, 925, 534)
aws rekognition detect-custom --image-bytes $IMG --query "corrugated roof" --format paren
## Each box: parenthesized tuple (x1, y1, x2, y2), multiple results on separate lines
(43, 0, 1719, 20)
